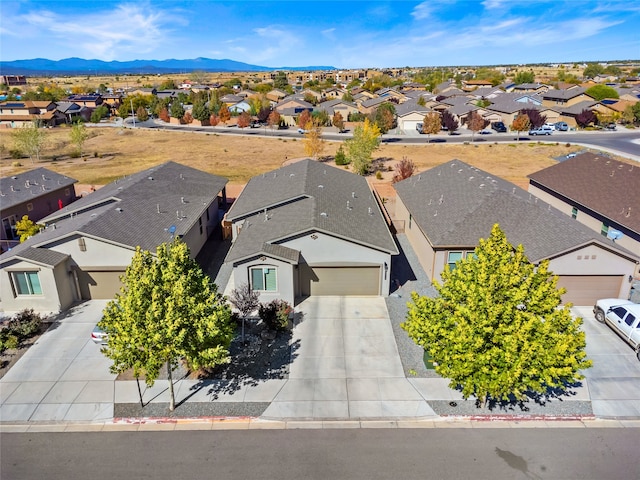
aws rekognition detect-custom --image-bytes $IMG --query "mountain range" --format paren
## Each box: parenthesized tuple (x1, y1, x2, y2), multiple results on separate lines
(0, 57, 336, 75)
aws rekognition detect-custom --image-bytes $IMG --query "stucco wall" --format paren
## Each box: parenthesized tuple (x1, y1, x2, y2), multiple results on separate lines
(233, 257, 295, 305)
(44, 235, 136, 267)
(395, 196, 438, 280)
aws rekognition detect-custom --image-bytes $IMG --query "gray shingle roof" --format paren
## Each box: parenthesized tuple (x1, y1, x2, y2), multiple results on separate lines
(1, 162, 227, 264)
(542, 87, 587, 100)
(1, 168, 77, 211)
(394, 160, 636, 263)
(225, 159, 397, 263)
(1, 246, 69, 267)
(556, 100, 598, 115)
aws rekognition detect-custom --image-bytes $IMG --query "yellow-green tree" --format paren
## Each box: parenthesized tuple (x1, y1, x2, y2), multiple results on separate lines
(421, 112, 441, 140)
(345, 118, 381, 175)
(99, 240, 234, 411)
(70, 123, 89, 158)
(402, 224, 591, 405)
(11, 121, 47, 164)
(303, 121, 325, 159)
(15, 215, 41, 242)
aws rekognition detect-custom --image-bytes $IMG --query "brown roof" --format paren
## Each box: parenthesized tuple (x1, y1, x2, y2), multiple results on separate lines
(528, 153, 640, 234)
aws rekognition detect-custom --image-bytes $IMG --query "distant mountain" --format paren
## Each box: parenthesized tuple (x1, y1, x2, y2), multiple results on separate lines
(0, 57, 336, 75)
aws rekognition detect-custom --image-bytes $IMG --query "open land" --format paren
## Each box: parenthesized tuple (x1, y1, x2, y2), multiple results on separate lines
(2, 127, 626, 190)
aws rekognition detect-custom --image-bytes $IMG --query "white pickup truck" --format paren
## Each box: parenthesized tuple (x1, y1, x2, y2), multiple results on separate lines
(594, 299, 640, 361)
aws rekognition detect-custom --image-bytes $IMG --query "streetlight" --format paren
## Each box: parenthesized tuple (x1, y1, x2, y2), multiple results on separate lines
(130, 97, 135, 128)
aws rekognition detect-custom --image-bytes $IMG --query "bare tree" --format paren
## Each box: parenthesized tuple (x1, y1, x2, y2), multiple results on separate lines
(229, 283, 260, 343)
(392, 156, 416, 183)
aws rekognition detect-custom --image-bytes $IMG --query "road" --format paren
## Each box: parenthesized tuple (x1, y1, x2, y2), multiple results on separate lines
(140, 119, 640, 160)
(2, 428, 638, 479)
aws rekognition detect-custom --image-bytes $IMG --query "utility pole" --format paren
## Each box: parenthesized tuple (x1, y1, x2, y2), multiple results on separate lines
(130, 97, 135, 128)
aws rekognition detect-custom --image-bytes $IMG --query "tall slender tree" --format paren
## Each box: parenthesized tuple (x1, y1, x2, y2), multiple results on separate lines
(11, 121, 47, 164)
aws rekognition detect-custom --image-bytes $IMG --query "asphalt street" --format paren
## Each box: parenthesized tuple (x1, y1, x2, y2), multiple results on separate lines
(2, 428, 638, 480)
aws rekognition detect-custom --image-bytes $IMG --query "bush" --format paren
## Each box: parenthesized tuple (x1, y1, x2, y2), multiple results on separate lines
(375, 171, 383, 180)
(0, 334, 19, 353)
(334, 145, 349, 165)
(8, 308, 43, 340)
(259, 299, 293, 331)
(69, 150, 81, 158)
(12, 161, 22, 167)
(9, 149, 23, 159)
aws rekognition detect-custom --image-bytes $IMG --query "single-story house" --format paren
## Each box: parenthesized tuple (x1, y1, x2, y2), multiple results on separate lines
(528, 152, 640, 274)
(1, 168, 78, 248)
(394, 160, 638, 305)
(224, 159, 398, 305)
(317, 99, 359, 120)
(395, 100, 430, 132)
(0, 162, 228, 314)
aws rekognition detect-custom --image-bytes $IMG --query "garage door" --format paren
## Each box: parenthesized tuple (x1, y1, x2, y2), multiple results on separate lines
(77, 269, 124, 300)
(557, 275, 623, 306)
(300, 266, 380, 296)
(402, 121, 422, 133)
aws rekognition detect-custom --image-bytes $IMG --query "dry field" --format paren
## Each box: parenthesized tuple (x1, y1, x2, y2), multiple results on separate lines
(0, 126, 626, 190)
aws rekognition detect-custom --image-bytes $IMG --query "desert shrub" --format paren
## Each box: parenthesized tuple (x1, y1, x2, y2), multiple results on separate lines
(375, 171, 383, 180)
(259, 299, 293, 331)
(0, 334, 19, 353)
(8, 308, 43, 340)
(9, 149, 23, 159)
(12, 161, 22, 167)
(69, 150, 81, 158)
(334, 145, 349, 165)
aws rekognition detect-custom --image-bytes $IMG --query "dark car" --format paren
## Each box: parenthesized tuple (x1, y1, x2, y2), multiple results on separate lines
(491, 121, 507, 133)
(554, 122, 569, 131)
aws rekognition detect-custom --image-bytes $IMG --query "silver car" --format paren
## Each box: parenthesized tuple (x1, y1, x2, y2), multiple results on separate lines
(91, 325, 108, 345)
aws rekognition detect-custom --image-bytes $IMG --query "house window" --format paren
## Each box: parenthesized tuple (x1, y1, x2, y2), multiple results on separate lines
(409, 214, 412, 229)
(571, 207, 578, 219)
(447, 252, 464, 270)
(250, 267, 277, 292)
(600, 223, 609, 237)
(12, 271, 43, 295)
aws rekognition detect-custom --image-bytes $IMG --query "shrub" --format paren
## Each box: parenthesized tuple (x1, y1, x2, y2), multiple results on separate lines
(334, 145, 349, 165)
(0, 334, 19, 353)
(259, 299, 293, 331)
(69, 150, 81, 158)
(9, 149, 23, 159)
(375, 171, 383, 180)
(8, 308, 43, 340)
(12, 161, 22, 167)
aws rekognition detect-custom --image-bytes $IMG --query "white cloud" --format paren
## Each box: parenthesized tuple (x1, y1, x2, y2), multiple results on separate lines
(411, 2, 433, 20)
(17, 3, 182, 60)
(482, 0, 507, 10)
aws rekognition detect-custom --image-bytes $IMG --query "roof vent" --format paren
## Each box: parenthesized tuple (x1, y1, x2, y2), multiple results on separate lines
(512, 187, 516, 194)
(11, 176, 17, 180)
(318, 185, 324, 189)
(352, 192, 356, 198)
(479, 184, 485, 188)
(180, 173, 184, 180)
(116, 207, 123, 212)
(181, 197, 186, 204)
(368, 207, 373, 215)
(148, 176, 154, 181)
(320, 212, 328, 217)
(290, 173, 295, 177)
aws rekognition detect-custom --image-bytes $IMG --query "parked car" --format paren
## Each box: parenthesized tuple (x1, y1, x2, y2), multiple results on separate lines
(297, 128, 308, 134)
(605, 123, 617, 131)
(479, 129, 492, 135)
(416, 123, 424, 133)
(491, 121, 507, 132)
(593, 299, 640, 361)
(529, 125, 553, 135)
(91, 325, 108, 345)
(250, 120, 262, 128)
(554, 122, 569, 131)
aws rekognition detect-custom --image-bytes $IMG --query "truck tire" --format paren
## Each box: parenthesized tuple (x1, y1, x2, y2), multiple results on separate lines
(595, 308, 605, 323)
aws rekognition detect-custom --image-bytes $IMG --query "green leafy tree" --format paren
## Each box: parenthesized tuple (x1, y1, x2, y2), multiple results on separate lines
(136, 106, 149, 122)
(583, 63, 605, 79)
(513, 71, 535, 84)
(70, 123, 89, 158)
(15, 215, 41, 242)
(273, 71, 289, 90)
(191, 100, 210, 122)
(90, 105, 109, 123)
(99, 240, 234, 411)
(345, 118, 381, 175)
(170, 101, 185, 120)
(585, 85, 619, 101)
(334, 144, 348, 165)
(11, 121, 46, 164)
(402, 224, 592, 405)
(373, 103, 396, 133)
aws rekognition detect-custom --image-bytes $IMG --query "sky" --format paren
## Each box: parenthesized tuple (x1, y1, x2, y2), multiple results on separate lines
(1, 0, 639, 68)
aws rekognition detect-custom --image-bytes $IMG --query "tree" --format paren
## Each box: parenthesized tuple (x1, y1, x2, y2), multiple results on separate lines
(11, 121, 46, 164)
(402, 224, 592, 405)
(136, 105, 149, 122)
(257, 106, 272, 123)
(332, 111, 345, 132)
(170, 101, 185, 120)
(297, 109, 312, 129)
(99, 240, 234, 411)
(585, 85, 619, 101)
(513, 71, 535, 84)
(583, 63, 605, 79)
(421, 112, 441, 139)
(441, 110, 459, 134)
(267, 110, 281, 131)
(159, 107, 170, 123)
(229, 283, 260, 343)
(15, 215, 41, 242)
(191, 100, 210, 122)
(303, 121, 325, 159)
(392, 157, 416, 183)
(510, 114, 530, 141)
(70, 123, 89, 159)
(334, 144, 348, 165)
(467, 111, 488, 141)
(519, 108, 546, 129)
(373, 103, 396, 133)
(575, 109, 596, 128)
(345, 118, 381, 175)
(273, 71, 289, 90)
(237, 111, 251, 129)
(90, 105, 109, 123)
(218, 105, 231, 125)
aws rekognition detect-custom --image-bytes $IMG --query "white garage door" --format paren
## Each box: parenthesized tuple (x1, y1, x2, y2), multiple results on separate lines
(557, 275, 623, 306)
(402, 121, 422, 133)
(301, 266, 380, 296)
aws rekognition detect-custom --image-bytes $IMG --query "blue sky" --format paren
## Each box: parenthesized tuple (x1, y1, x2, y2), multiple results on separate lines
(1, 1, 639, 68)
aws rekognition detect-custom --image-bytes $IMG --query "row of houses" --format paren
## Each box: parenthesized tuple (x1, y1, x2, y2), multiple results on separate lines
(1, 152, 638, 315)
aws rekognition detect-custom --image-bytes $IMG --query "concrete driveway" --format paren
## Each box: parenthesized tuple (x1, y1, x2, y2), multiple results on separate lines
(574, 306, 640, 418)
(0, 301, 116, 422)
(262, 296, 436, 420)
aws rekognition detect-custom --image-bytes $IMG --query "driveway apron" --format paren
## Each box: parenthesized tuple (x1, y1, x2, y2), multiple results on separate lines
(0, 301, 116, 422)
(262, 296, 436, 420)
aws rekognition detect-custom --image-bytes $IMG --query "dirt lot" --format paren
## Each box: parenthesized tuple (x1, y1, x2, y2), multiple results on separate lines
(0, 126, 626, 189)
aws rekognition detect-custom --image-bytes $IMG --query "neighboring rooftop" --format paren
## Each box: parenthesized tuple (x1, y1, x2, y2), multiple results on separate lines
(394, 160, 635, 262)
(225, 159, 398, 263)
(0, 167, 77, 211)
(528, 152, 640, 234)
